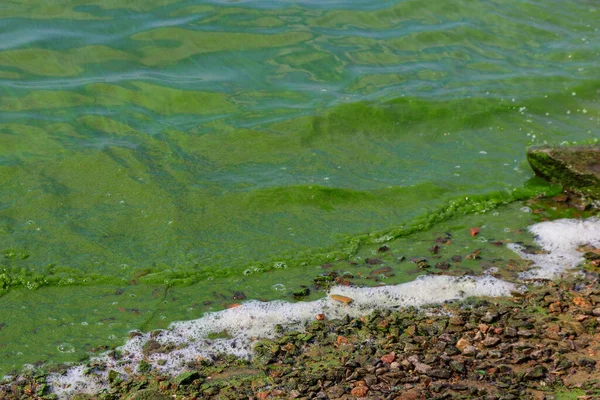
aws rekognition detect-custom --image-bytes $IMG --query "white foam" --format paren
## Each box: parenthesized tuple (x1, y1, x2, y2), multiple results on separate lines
(47, 274, 514, 398)
(509, 217, 600, 279)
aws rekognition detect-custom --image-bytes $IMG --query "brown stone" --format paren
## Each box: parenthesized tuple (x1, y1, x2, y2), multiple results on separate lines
(456, 337, 472, 352)
(350, 386, 369, 396)
(330, 294, 353, 305)
(381, 352, 396, 364)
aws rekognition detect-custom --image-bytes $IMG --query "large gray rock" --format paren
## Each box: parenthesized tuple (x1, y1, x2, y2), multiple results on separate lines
(527, 144, 600, 201)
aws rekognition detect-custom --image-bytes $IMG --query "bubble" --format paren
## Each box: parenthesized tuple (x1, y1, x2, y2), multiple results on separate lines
(81, 322, 88, 326)
(243, 269, 252, 276)
(520, 207, 532, 213)
(274, 262, 287, 269)
(58, 343, 75, 353)
(273, 284, 286, 292)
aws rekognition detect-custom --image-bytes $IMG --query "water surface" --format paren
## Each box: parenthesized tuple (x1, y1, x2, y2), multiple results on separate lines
(0, 0, 598, 374)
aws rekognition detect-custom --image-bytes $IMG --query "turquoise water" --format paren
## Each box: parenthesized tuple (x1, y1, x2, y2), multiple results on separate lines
(0, 0, 599, 374)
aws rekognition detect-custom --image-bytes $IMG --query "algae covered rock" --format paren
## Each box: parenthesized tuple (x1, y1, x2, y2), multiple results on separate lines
(125, 389, 170, 400)
(527, 144, 600, 201)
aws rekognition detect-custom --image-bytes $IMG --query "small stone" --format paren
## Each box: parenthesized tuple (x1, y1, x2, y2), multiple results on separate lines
(517, 329, 535, 338)
(456, 337, 472, 352)
(408, 355, 432, 374)
(481, 310, 499, 323)
(404, 342, 420, 352)
(174, 371, 200, 387)
(589, 295, 600, 304)
(592, 308, 600, 316)
(427, 368, 451, 379)
(449, 316, 465, 326)
(524, 366, 547, 380)
(330, 294, 353, 305)
(381, 352, 395, 364)
(504, 326, 517, 337)
(462, 345, 477, 356)
(450, 360, 465, 373)
(390, 361, 400, 369)
(482, 335, 500, 347)
(326, 385, 345, 398)
(315, 313, 326, 321)
(435, 261, 451, 270)
(350, 386, 368, 396)
(466, 249, 481, 260)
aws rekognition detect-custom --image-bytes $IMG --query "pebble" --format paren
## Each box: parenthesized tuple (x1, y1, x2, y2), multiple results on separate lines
(329, 294, 353, 305)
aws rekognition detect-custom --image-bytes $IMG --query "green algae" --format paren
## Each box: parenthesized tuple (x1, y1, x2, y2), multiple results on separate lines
(1, 0, 599, 378)
(131, 28, 314, 66)
(0, 46, 132, 77)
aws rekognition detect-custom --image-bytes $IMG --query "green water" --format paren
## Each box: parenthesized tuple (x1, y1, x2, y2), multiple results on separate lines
(0, 0, 598, 374)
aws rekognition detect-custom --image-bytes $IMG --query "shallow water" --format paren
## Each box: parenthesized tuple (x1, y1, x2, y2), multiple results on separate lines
(0, 0, 599, 374)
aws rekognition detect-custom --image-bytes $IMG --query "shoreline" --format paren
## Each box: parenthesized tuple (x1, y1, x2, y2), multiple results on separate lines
(2, 196, 598, 399)
(5, 269, 600, 399)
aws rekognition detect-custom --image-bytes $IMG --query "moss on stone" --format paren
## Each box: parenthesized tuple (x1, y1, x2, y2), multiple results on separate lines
(527, 145, 600, 201)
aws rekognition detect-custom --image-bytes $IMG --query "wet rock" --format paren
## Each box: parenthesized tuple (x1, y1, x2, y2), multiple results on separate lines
(517, 329, 536, 338)
(523, 366, 547, 380)
(329, 294, 353, 305)
(142, 339, 161, 356)
(527, 144, 600, 201)
(504, 327, 517, 338)
(435, 261, 451, 270)
(292, 287, 310, 299)
(381, 352, 395, 364)
(578, 357, 597, 368)
(450, 360, 465, 373)
(413, 258, 430, 269)
(481, 310, 499, 323)
(326, 385, 346, 398)
(231, 291, 247, 300)
(462, 345, 477, 356)
(427, 368, 451, 379)
(126, 390, 170, 400)
(407, 355, 432, 374)
(350, 386, 369, 396)
(482, 335, 500, 347)
(377, 245, 390, 253)
(456, 337, 472, 352)
(174, 371, 200, 386)
(466, 249, 481, 260)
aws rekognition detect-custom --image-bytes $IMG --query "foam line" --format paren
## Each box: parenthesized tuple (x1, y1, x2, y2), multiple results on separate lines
(508, 217, 600, 279)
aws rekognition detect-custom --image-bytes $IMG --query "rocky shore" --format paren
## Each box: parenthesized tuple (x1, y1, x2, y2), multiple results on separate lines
(4, 267, 600, 400)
